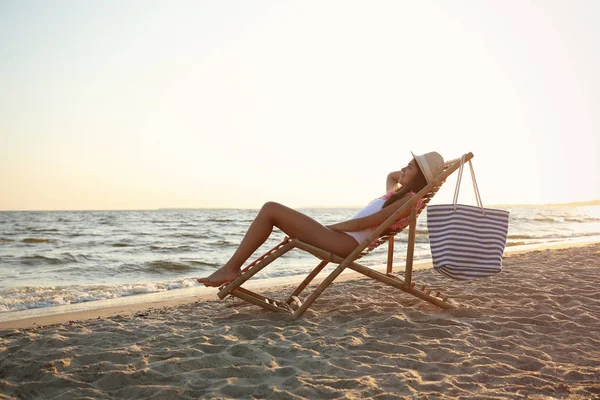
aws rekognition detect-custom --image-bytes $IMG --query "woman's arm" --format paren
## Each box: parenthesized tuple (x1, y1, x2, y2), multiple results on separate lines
(386, 171, 403, 192)
(328, 195, 412, 232)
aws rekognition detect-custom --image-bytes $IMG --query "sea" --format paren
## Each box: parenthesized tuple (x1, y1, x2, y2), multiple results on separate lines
(1, 204, 599, 319)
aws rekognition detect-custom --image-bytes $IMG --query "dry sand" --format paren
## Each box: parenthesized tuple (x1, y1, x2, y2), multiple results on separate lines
(1, 243, 599, 399)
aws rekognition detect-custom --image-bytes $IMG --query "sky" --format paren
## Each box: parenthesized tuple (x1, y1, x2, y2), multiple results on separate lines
(1, 0, 598, 211)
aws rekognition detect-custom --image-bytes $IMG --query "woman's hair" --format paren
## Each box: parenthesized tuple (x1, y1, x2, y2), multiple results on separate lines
(382, 161, 428, 208)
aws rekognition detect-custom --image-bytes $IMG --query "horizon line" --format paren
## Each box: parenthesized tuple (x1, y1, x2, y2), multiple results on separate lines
(1, 199, 599, 212)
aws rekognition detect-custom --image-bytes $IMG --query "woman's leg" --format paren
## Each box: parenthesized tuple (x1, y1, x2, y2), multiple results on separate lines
(197, 202, 358, 286)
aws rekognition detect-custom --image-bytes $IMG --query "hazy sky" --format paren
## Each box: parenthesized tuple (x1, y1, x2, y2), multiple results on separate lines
(1, 0, 598, 210)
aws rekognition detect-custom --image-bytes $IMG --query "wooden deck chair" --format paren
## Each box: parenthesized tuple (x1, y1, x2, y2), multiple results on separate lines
(217, 152, 474, 319)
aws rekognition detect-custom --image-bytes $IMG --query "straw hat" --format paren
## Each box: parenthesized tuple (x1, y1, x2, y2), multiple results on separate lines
(411, 151, 445, 184)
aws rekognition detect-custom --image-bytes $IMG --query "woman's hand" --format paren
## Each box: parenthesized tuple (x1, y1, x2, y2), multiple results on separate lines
(386, 171, 403, 192)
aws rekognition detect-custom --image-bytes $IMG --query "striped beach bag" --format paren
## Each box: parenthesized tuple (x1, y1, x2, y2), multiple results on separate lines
(427, 156, 510, 280)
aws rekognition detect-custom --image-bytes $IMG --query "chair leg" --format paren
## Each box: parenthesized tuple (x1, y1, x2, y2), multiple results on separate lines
(230, 286, 293, 313)
(404, 206, 417, 289)
(218, 240, 295, 299)
(285, 260, 329, 305)
(347, 262, 455, 309)
(291, 262, 348, 320)
(386, 236, 394, 274)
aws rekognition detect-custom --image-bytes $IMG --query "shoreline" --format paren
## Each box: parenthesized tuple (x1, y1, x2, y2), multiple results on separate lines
(1, 238, 598, 330)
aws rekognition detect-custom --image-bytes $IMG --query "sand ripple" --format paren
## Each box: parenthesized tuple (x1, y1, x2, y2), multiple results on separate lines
(1, 244, 599, 399)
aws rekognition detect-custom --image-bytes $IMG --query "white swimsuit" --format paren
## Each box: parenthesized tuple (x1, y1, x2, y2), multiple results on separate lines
(343, 197, 387, 244)
(343, 192, 421, 245)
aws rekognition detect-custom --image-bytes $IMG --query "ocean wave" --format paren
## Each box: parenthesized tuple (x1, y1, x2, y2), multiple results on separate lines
(510, 216, 600, 223)
(506, 241, 528, 247)
(22, 238, 56, 244)
(206, 239, 236, 247)
(509, 232, 600, 240)
(509, 234, 539, 239)
(188, 260, 220, 268)
(150, 245, 195, 252)
(177, 233, 210, 239)
(533, 217, 558, 222)
(508, 216, 534, 222)
(205, 218, 236, 223)
(118, 259, 220, 275)
(145, 260, 195, 273)
(112, 243, 134, 247)
(27, 228, 60, 233)
(64, 233, 84, 237)
(564, 217, 600, 223)
(392, 231, 430, 243)
(0, 279, 199, 313)
(18, 254, 78, 266)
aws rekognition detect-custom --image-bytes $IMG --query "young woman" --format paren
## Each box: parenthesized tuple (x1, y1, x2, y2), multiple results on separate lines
(197, 151, 444, 287)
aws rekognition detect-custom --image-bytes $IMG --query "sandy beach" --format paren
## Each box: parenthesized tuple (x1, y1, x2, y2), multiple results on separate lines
(1, 243, 599, 399)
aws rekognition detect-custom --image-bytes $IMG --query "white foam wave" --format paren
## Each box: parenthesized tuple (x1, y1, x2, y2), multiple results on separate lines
(0, 279, 199, 313)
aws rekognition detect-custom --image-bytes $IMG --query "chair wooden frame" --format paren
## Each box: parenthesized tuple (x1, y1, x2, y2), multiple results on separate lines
(217, 152, 474, 319)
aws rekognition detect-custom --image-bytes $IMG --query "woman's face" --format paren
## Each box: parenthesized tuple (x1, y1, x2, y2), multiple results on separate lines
(398, 159, 420, 186)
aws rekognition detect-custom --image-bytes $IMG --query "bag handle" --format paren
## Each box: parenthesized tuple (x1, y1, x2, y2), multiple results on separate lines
(452, 155, 485, 214)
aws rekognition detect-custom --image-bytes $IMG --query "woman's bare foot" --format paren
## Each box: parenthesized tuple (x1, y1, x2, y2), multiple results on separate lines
(196, 267, 241, 287)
